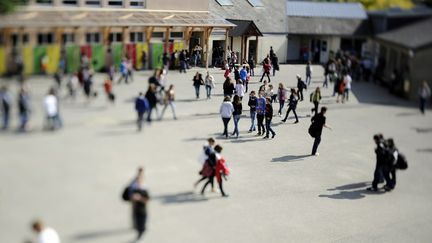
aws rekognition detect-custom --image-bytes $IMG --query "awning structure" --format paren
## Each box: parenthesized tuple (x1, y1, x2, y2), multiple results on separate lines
(0, 9, 236, 28)
(226, 19, 263, 37)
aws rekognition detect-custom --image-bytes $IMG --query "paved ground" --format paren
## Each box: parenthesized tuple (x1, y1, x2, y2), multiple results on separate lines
(1, 65, 432, 243)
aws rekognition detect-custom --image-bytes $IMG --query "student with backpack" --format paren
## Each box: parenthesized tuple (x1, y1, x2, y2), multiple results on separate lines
(201, 145, 230, 197)
(309, 107, 331, 156)
(264, 97, 276, 139)
(296, 74, 306, 101)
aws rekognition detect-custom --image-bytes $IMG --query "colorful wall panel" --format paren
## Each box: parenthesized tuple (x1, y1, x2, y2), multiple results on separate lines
(0, 47, 5, 75)
(66, 45, 80, 74)
(126, 44, 137, 68)
(112, 44, 123, 69)
(33, 46, 46, 74)
(135, 43, 148, 70)
(151, 43, 164, 69)
(46, 45, 60, 74)
(23, 46, 34, 75)
(91, 44, 105, 71)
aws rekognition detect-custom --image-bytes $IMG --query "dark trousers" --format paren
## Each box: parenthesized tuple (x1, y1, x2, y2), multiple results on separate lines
(260, 71, 271, 82)
(133, 211, 147, 240)
(383, 166, 396, 189)
(256, 113, 265, 134)
(312, 101, 319, 114)
(222, 117, 231, 138)
(265, 117, 275, 137)
(217, 177, 227, 196)
(137, 112, 144, 131)
(278, 100, 285, 114)
(201, 176, 214, 194)
(372, 166, 384, 189)
(283, 107, 298, 122)
(420, 97, 427, 114)
(312, 136, 321, 155)
(298, 89, 304, 100)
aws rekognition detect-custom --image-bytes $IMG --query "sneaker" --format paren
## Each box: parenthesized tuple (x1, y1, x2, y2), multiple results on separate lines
(366, 187, 378, 192)
(257, 132, 261, 136)
(272, 133, 276, 139)
(281, 119, 286, 123)
(263, 136, 269, 139)
(222, 194, 229, 197)
(384, 186, 393, 192)
(294, 121, 299, 124)
(312, 152, 319, 156)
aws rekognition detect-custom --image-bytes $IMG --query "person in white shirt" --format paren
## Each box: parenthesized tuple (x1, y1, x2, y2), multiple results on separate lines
(205, 72, 215, 99)
(220, 96, 234, 138)
(32, 220, 60, 243)
(43, 88, 61, 130)
(343, 72, 352, 102)
(235, 80, 245, 100)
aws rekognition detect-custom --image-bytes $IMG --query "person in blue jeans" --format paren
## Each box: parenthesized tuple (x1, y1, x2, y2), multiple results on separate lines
(231, 95, 242, 138)
(247, 91, 257, 132)
(256, 91, 266, 136)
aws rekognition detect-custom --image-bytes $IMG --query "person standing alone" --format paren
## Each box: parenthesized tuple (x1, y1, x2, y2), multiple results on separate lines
(419, 81, 431, 114)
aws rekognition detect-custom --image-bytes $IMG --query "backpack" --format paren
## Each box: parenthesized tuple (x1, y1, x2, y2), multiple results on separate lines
(308, 123, 317, 138)
(122, 186, 131, 201)
(395, 153, 408, 170)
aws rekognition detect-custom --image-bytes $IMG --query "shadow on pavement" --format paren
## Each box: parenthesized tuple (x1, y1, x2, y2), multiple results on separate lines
(153, 191, 209, 204)
(417, 148, 432, 153)
(396, 112, 421, 117)
(271, 154, 310, 162)
(351, 82, 415, 108)
(319, 182, 385, 200)
(412, 127, 432, 133)
(73, 228, 131, 241)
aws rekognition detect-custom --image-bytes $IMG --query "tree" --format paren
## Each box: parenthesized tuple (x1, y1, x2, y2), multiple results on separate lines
(320, 0, 414, 10)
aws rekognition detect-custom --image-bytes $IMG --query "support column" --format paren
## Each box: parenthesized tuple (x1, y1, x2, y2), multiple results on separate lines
(102, 27, 111, 46)
(78, 0, 85, 7)
(54, 27, 63, 45)
(122, 27, 130, 45)
(240, 35, 244, 64)
(165, 27, 171, 53)
(75, 27, 85, 46)
(145, 26, 154, 69)
(224, 28, 229, 61)
(184, 27, 193, 51)
(204, 27, 213, 69)
(255, 35, 258, 63)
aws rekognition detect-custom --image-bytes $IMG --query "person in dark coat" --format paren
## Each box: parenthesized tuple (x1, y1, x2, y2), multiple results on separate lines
(192, 72, 204, 99)
(264, 97, 276, 139)
(282, 89, 299, 123)
(271, 54, 279, 76)
(145, 84, 158, 122)
(223, 77, 235, 98)
(248, 57, 255, 76)
(310, 107, 331, 156)
(129, 168, 150, 241)
(135, 92, 148, 131)
(296, 74, 306, 101)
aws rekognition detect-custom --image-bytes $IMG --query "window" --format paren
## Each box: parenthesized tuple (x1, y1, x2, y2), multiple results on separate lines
(130, 32, 144, 43)
(62, 33, 75, 44)
(109, 32, 123, 43)
(63, 0, 78, 5)
(215, 0, 233, 6)
(246, 0, 263, 7)
(37, 33, 54, 44)
(108, 0, 123, 7)
(85, 0, 100, 6)
(12, 34, 18, 47)
(86, 32, 101, 43)
(11, 34, 28, 46)
(152, 32, 164, 38)
(130, 0, 145, 7)
(22, 34, 29, 44)
(36, 0, 53, 4)
(170, 32, 183, 39)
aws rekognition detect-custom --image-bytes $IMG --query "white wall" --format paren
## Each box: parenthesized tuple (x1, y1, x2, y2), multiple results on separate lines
(257, 34, 288, 64)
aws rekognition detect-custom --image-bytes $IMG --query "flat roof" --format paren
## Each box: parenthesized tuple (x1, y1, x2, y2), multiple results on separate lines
(0, 9, 236, 28)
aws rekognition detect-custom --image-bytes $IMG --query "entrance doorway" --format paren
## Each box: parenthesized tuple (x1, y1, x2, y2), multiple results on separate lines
(212, 40, 225, 67)
(248, 39, 257, 62)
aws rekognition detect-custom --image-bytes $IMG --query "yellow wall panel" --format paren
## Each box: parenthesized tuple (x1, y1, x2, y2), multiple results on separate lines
(23, 46, 34, 75)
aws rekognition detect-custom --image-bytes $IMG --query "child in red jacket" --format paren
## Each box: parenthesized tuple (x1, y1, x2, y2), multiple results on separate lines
(214, 145, 230, 197)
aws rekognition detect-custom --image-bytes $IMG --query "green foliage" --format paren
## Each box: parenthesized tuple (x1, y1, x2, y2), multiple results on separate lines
(0, 0, 17, 14)
(320, 0, 414, 10)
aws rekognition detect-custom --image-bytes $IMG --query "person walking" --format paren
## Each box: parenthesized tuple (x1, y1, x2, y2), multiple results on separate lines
(235, 79, 245, 100)
(343, 71, 352, 102)
(260, 60, 271, 83)
(223, 77, 235, 98)
(309, 107, 331, 156)
(214, 145, 230, 197)
(195, 138, 216, 192)
(277, 83, 287, 116)
(135, 92, 148, 131)
(31, 220, 60, 243)
(310, 87, 322, 115)
(305, 61, 312, 86)
(296, 74, 306, 101)
(145, 84, 158, 122)
(383, 138, 398, 191)
(103, 76, 115, 104)
(159, 84, 177, 120)
(129, 168, 150, 242)
(264, 97, 276, 139)
(43, 88, 61, 131)
(419, 81, 431, 114)
(367, 134, 388, 192)
(192, 72, 204, 99)
(205, 71, 215, 99)
(240, 65, 248, 91)
(282, 89, 299, 123)
(18, 86, 31, 132)
(231, 95, 242, 138)
(179, 50, 187, 73)
(220, 96, 234, 138)
(1, 86, 12, 130)
(271, 54, 279, 76)
(248, 57, 255, 76)
(256, 91, 266, 135)
(117, 58, 129, 84)
(248, 91, 257, 132)
(336, 76, 345, 103)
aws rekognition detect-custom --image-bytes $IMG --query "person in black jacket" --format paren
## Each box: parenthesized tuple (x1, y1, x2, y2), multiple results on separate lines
(248, 91, 257, 132)
(145, 84, 158, 122)
(282, 89, 299, 123)
(223, 77, 235, 98)
(264, 97, 276, 139)
(310, 107, 331, 156)
(296, 74, 306, 101)
(383, 138, 398, 191)
(232, 95, 242, 138)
